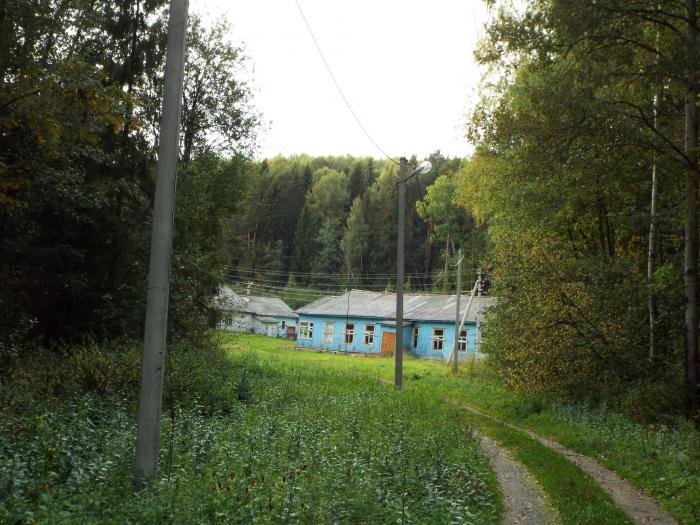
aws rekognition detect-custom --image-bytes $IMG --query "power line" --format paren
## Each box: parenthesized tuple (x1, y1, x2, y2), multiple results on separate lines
(226, 277, 459, 299)
(226, 279, 350, 297)
(293, 0, 399, 166)
(225, 271, 408, 289)
(227, 279, 395, 299)
(226, 273, 463, 293)
(230, 265, 476, 279)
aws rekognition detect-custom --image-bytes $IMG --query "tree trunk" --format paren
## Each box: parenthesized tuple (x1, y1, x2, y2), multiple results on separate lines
(648, 132, 660, 361)
(684, 0, 699, 414)
(649, 27, 663, 361)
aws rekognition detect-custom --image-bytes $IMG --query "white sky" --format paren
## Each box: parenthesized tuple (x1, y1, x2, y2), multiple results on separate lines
(191, 0, 489, 160)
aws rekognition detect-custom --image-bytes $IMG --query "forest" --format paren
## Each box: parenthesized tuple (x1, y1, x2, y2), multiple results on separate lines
(2, 0, 700, 523)
(1, 0, 699, 418)
(225, 152, 485, 308)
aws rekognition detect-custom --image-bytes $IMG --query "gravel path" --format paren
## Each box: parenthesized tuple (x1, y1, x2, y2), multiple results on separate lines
(456, 403, 679, 525)
(477, 432, 556, 524)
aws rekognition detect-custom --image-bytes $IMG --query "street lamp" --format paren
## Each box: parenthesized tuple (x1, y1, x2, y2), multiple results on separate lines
(395, 158, 432, 389)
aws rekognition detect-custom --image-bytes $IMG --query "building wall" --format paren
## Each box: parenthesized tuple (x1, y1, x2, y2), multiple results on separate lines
(411, 321, 480, 360)
(219, 312, 254, 332)
(296, 315, 481, 360)
(296, 315, 392, 353)
(271, 316, 298, 338)
(220, 313, 297, 338)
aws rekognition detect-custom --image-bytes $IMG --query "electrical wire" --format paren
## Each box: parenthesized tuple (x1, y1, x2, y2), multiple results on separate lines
(230, 265, 475, 279)
(225, 271, 410, 289)
(294, 0, 399, 166)
(226, 279, 352, 298)
(225, 277, 457, 299)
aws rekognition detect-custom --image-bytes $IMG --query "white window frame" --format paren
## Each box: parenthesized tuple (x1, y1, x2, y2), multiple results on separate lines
(345, 323, 355, 344)
(299, 320, 313, 339)
(431, 328, 444, 351)
(363, 324, 375, 345)
(412, 326, 419, 348)
(323, 321, 335, 344)
(458, 329, 468, 352)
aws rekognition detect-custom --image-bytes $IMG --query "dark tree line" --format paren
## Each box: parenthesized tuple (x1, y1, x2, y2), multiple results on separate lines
(0, 2, 258, 350)
(227, 152, 487, 300)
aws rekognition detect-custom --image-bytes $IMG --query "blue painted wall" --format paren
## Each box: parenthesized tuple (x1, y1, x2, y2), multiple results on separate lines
(296, 314, 480, 359)
(275, 316, 298, 338)
(409, 321, 479, 360)
(296, 315, 389, 353)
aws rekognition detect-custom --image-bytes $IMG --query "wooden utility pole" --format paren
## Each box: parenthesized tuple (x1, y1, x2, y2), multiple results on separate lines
(394, 157, 407, 389)
(452, 249, 462, 373)
(135, 0, 188, 486)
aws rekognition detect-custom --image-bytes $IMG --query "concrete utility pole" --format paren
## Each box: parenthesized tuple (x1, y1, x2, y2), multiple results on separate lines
(394, 157, 407, 389)
(135, 0, 188, 486)
(452, 249, 462, 373)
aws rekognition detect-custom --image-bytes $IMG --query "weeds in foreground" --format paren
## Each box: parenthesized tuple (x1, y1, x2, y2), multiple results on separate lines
(0, 335, 499, 524)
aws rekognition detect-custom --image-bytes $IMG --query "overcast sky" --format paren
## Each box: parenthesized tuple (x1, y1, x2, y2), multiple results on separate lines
(192, 0, 489, 160)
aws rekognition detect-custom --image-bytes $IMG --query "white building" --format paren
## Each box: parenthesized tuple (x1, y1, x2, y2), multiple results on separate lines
(215, 286, 297, 338)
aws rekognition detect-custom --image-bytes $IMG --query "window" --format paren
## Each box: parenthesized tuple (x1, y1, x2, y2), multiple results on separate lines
(431, 328, 444, 351)
(364, 324, 375, 345)
(458, 329, 468, 352)
(281, 321, 286, 329)
(299, 320, 313, 339)
(323, 321, 335, 344)
(412, 326, 419, 348)
(345, 323, 355, 344)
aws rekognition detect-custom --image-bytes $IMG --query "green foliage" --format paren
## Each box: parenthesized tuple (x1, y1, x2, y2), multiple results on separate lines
(459, 410, 631, 525)
(0, 334, 499, 524)
(0, 4, 259, 347)
(457, 0, 693, 409)
(341, 196, 370, 274)
(229, 153, 486, 292)
(238, 335, 699, 523)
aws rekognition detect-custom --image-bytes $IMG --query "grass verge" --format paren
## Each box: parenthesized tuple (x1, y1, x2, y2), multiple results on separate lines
(1, 333, 499, 524)
(228, 334, 700, 524)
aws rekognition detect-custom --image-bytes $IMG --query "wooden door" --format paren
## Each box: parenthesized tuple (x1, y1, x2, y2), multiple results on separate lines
(381, 332, 395, 355)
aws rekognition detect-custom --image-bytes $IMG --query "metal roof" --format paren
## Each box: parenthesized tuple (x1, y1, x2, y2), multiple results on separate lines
(257, 316, 281, 323)
(216, 286, 297, 318)
(295, 289, 496, 323)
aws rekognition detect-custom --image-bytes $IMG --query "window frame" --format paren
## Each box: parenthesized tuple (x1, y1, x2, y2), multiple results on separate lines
(299, 320, 313, 339)
(323, 321, 335, 344)
(412, 326, 419, 348)
(344, 323, 355, 344)
(431, 328, 444, 351)
(363, 324, 375, 345)
(458, 329, 468, 352)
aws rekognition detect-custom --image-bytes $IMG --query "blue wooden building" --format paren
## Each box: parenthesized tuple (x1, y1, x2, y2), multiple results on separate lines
(295, 290, 495, 360)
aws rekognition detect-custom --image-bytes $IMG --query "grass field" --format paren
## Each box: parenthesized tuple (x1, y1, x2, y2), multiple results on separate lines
(2, 332, 697, 524)
(225, 333, 700, 525)
(1, 335, 499, 524)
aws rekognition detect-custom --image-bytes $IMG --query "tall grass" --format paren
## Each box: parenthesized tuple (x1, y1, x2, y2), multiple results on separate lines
(0, 335, 499, 524)
(231, 334, 700, 524)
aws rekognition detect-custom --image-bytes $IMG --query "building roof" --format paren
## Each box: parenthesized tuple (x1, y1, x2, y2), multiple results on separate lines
(257, 316, 281, 323)
(295, 290, 496, 323)
(216, 286, 297, 318)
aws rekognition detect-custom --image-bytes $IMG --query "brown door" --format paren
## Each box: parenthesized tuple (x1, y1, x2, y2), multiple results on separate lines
(381, 331, 395, 355)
